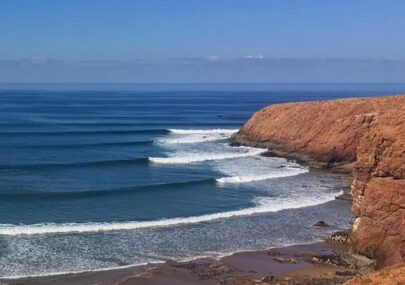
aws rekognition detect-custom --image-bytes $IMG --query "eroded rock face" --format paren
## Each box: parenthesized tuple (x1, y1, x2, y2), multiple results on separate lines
(234, 95, 405, 268)
(351, 122, 405, 267)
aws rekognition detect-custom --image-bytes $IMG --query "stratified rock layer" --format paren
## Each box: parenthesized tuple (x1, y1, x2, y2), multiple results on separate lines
(233, 95, 405, 268)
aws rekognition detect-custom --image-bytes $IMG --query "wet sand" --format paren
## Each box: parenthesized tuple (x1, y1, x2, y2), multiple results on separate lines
(3, 241, 359, 285)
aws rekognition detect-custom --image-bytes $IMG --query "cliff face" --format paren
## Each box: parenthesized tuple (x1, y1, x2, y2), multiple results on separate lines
(351, 114, 405, 267)
(234, 95, 405, 268)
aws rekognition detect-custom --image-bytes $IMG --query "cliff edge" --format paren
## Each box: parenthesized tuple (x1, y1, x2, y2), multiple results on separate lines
(233, 95, 405, 268)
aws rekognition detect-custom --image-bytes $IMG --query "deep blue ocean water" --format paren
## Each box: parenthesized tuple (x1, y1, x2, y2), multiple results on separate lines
(0, 83, 404, 278)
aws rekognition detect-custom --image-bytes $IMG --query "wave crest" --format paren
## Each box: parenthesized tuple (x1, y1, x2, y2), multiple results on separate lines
(0, 190, 341, 236)
(168, 129, 238, 135)
(216, 167, 308, 184)
(149, 147, 266, 164)
(154, 128, 238, 145)
(155, 134, 228, 144)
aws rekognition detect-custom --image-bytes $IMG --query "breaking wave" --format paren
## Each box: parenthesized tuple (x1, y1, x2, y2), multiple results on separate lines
(155, 134, 229, 144)
(153, 128, 238, 144)
(0, 190, 341, 236)
(149, 147, 266, 164)
(168, 129, 238, 135)
(216, 167, 309, 184)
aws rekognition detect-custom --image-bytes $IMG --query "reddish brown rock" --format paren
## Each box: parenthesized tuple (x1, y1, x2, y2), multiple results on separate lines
(233, 95, 405, 268)
(351, 120, 405, 268)
(344, 263, 405, 285)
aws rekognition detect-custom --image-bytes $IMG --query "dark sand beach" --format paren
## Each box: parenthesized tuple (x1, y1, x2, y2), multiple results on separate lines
(1, 0, 405, 283)
(5, 241, 362, 285)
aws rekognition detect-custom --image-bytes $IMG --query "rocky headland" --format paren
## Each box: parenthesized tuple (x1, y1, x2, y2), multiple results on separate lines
(232, 95, 405, 282)
(8, 95, 404, 285)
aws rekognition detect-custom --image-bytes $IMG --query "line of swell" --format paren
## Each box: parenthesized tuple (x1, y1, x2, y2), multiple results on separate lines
(168, 128, 239, 134)
(0, 191, 342, 236)
(0, 178, 215, 201)
(0, 129, 170, 136)
(216, 168, 309, 184)
(0, 158, 148, 171)
(2, 140, 154, 149)
(149, 148, 266, 164)
(1, 122, 242, 127)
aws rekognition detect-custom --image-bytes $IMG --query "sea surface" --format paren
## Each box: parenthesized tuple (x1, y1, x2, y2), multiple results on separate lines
(0, 83, 404, 278)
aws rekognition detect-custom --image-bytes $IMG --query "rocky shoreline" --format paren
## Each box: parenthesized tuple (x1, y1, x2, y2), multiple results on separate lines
(232, 95, 405, 282)
(5, 95, 403, 285)
(5, 234, 369, 285)
(3, 174, 357, 285)
(7, 232, 403, 285)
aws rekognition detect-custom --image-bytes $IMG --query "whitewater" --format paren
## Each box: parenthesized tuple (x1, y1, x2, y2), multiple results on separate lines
(0, 190, 341, 236)
(0, 128, 331, 237)
(0, 128, 319, 236)
(0, 89, 354, 279)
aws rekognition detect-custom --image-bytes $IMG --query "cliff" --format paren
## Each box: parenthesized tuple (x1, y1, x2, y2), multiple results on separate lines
(233, 95, 405, 268)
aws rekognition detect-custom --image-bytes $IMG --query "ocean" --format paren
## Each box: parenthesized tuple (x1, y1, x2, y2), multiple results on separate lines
(0, 83, 404, 278)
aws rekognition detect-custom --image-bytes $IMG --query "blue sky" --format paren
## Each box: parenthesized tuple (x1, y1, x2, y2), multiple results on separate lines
(1, 0, 405, 82)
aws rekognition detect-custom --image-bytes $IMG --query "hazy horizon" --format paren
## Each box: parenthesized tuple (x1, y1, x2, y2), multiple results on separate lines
(1, 0, 405, 82)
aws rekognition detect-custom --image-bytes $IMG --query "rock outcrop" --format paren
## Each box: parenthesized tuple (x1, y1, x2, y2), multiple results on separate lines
(344, 263, 405, 285)
(233, 95, 405, 268)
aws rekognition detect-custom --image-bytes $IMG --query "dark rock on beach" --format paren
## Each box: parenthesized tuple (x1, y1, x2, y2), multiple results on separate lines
(273, 257, 299, 264)
(335, 193, 353, 201)
(312, 254, 357, 269)
(327, 231, 352, 244)
(313, 221, 329, 227)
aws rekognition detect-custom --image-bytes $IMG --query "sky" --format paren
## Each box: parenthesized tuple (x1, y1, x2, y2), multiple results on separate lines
(0, 0, 405, 83)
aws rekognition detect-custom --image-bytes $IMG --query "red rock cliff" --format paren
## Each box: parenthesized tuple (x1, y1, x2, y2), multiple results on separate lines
(234, 95, 405, 268)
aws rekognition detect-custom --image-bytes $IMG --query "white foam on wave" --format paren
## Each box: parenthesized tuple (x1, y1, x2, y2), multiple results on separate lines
(216, 167, 309, 184)
(155, 133, 229, 144)
(149, 147, 266, 164)
(168, 129, 238, 135)
(0, 190, 341, 236)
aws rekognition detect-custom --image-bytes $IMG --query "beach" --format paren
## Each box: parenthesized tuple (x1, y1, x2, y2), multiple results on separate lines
(1, 0, 405, 283)
(0, 88, 356, 279)
(0, 88, 403, 284)
(5, 241, 362, 285)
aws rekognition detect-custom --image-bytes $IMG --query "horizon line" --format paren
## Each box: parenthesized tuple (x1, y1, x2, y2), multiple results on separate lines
(1, 82, 405, 84)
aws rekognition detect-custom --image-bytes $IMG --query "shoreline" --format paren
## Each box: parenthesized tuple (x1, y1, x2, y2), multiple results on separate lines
(227, 95, 405, 281)
(1, 94, 402, 284)
(0, 146, 356, 284)
(231, 137, 356, 171)
(4, 239, 364, 285)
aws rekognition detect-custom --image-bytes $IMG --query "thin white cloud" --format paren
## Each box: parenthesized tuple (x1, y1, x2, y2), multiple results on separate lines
(245, 55, 264, 59)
